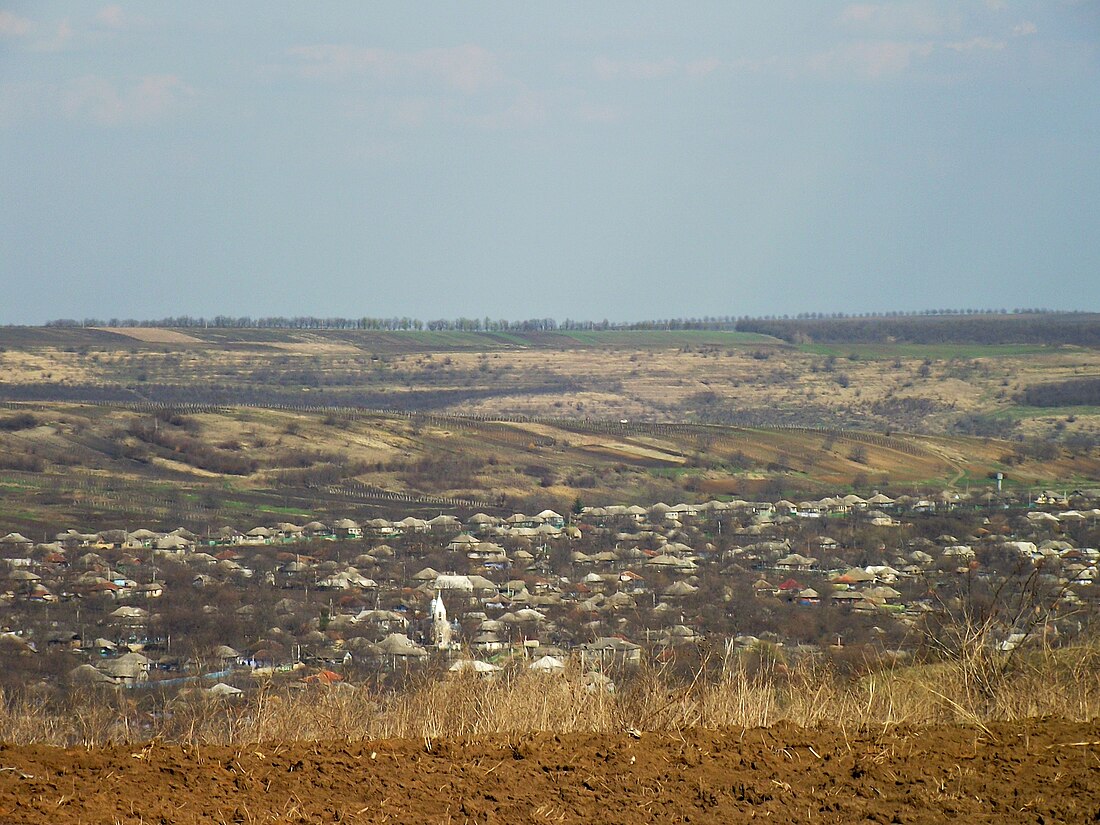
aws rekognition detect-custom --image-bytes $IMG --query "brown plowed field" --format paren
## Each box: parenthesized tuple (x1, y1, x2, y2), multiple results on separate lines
(1, 721, 1098, 824)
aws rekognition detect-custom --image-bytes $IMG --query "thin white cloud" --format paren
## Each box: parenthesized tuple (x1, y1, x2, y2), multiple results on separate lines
(61, 74, 195, 125)
(96, 5, 125, 29)
(31, 18, 73, 52)
(574, 102, 622, 124)
(62, 75, 123, 122)
(838, 3, 959, 36)
(810, 40, 935, 78)
(841, 4, 880, 24)
(727, 56, 777, 74)
(818, 4, 1034, 79)
(593, 56, 680, 81)
(467, 89, 547, 130)
(289, 44, 503, 94)
(6, 6, 145, 54)
(945, 36, 1006, 52)
(2, 76, 193, 128)
(132, 75, 195, 118)
(685, 57, 722, 77)
(388, 96, 435, 129)
(0, 9, 33, 37)
(592, 56, 722, 81)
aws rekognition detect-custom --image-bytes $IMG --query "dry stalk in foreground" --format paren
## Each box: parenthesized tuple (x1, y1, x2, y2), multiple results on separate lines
(0, 647, 1097, 748)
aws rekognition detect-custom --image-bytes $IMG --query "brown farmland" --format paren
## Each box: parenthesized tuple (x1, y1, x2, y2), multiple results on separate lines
(1, 721, 1097, 824)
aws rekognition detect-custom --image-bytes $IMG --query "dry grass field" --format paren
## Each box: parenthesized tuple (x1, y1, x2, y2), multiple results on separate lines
(1, 400, 1097, 535)
(5, 646, 1100, 746)
(96, 327, 207, 344)
(0, 325, 1098, 533)
(2, 327, 1097, 440)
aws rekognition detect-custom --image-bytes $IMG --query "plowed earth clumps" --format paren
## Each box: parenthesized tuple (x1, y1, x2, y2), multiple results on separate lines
(1, 721, 1097, 824)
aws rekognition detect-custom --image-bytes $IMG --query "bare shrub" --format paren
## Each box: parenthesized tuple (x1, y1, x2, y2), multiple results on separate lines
(0, 413, 37, 431)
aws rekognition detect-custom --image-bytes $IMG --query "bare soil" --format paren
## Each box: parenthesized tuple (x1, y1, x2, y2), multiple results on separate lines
(1, 720, 1097, 824)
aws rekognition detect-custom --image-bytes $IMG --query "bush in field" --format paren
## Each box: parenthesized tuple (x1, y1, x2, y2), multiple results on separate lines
(273, 462, 369, 486)
(0, 412, 37, 431)
(1018, 377, 1100, 408)
(128, 418, 257, 475)
(397, 454, 488, 492)
(954, 413, 1017, 439)
(0, 453, 46, 472)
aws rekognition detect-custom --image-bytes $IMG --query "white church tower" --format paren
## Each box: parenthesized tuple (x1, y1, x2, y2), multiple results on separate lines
(430, 590, 453, 650)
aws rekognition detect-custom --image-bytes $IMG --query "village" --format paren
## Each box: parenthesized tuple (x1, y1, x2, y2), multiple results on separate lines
(0, 485, 1097, 694)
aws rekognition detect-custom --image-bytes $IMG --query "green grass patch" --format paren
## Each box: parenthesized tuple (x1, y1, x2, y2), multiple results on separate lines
(649, 467, 702, 479)
(256, 504, 313, 517)
(393, 331, 513, 348)
(551, 330, 778, 347)
(0, 509, 41, 521)
(479, 331, 536, 346)
(0, 480, 36, 490)
(996, 405, 1100, 420)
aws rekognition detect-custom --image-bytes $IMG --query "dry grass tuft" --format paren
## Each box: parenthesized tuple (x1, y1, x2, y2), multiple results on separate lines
(1, 645, 1098, 747)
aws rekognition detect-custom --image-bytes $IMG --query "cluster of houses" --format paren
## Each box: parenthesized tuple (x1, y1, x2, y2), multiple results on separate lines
(0, 509, 574, 556)
(1, 485, 1098, 690)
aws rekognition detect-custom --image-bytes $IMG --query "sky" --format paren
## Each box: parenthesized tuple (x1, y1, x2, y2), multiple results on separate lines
(0, 1, 1097, 325)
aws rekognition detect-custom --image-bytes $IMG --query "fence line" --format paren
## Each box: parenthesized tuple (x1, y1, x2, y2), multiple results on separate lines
(325, 483, 498, 510)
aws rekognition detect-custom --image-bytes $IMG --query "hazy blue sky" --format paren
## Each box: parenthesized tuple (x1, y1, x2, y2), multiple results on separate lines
(1, 2, 1097, 324)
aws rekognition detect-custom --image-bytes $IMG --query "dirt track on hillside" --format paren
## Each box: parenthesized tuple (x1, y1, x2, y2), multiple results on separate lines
(0, 721, 1097, 824)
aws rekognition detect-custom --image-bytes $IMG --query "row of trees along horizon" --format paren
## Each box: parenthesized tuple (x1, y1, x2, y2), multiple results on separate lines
(30, 309, 1100, 346)
(34, 308, 1092, 330)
